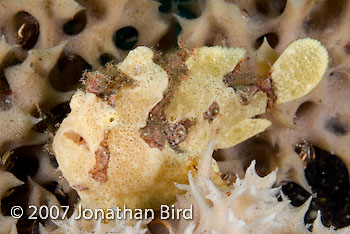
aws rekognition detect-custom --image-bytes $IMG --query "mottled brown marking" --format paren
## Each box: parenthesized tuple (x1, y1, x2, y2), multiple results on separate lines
(140, 108, 195, 151)
(140, 49, 196, 151)
(204, 101, 220, 123)
(89, 130, 110, 183)
(254, 73, 276, 111)
(163, 119, 195, 147)
(224, 62, 277, 110)
(140, 103, 166, 150)
(140, 119, 165, 150)
(82, 65, 135, 106)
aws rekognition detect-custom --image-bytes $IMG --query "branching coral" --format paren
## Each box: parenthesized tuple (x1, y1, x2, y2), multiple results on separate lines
(53, 38, 328, 211)
(174, 141, 350, 234)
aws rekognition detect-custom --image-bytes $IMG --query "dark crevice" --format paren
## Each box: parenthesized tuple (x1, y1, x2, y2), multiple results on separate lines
(177, 5, 198, 19)
(156, 0, 201, 49)
(304, 0, 348, 35)
(157, 0, 200, 18)
(49, 154, 59, 168)
(283, 146, 350, 229)
(63, 10, 87, 35)
(14, 11, 40, 50)
(255, 0, 287, 17)
(42, 180, 78, 218)
(48, 53, 91, 92)
(157, 0, 173, 13)
(282, 182, 310, 207)
(1, 146, 40, 182)
(293, 101, 317, 124)
(156, 20, 180, 51)
(212, 150, 224, 162)
(99, 53, 115, 66)
(255, 32, 279, 49)
(49, 101, 71, 123)
(0, 74, 11, 111)
(32, 101, 71, 134)
(43, 181, 69, 206)
(344, 43, 350, 54)
(236, 138, 278, 177)
(2, 49, 27, 67)
(1, 184, 36, 234)
(113, 26, 138, 50)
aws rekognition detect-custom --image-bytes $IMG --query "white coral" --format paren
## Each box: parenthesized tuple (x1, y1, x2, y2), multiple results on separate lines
(175, 142, 350, 234)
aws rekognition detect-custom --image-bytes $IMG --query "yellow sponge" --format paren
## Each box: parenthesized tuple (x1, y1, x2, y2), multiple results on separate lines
(272, 38, 329, 104)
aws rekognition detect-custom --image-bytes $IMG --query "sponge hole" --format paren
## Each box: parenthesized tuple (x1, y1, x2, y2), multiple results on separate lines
(113, 26, 138, 50)
(32, 101, 71, 133)
(99, 53, 115, 66)
(2, 146, 40, 182)
(1, 184, 34, 232)
(9, 154, 39, 182)
(63, 10, 87, 35)
(255, 0, 287, 17)
(157, 0, 200, 18)
(49, 53, 91, 92)
(294, 101, 317, 124)
(325, 116, 348, 136)
(304, 146, 350, 228)
(0, 75, 11, 111)
(177, 5, 198, 19)
(344, 43, 350, 54)
(238, 138, 277, 177)
(282, 182, 310, 206)
(255, 32, 279, 49)
(303, 0, 348, 34)
(13, 11, 40, 50)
